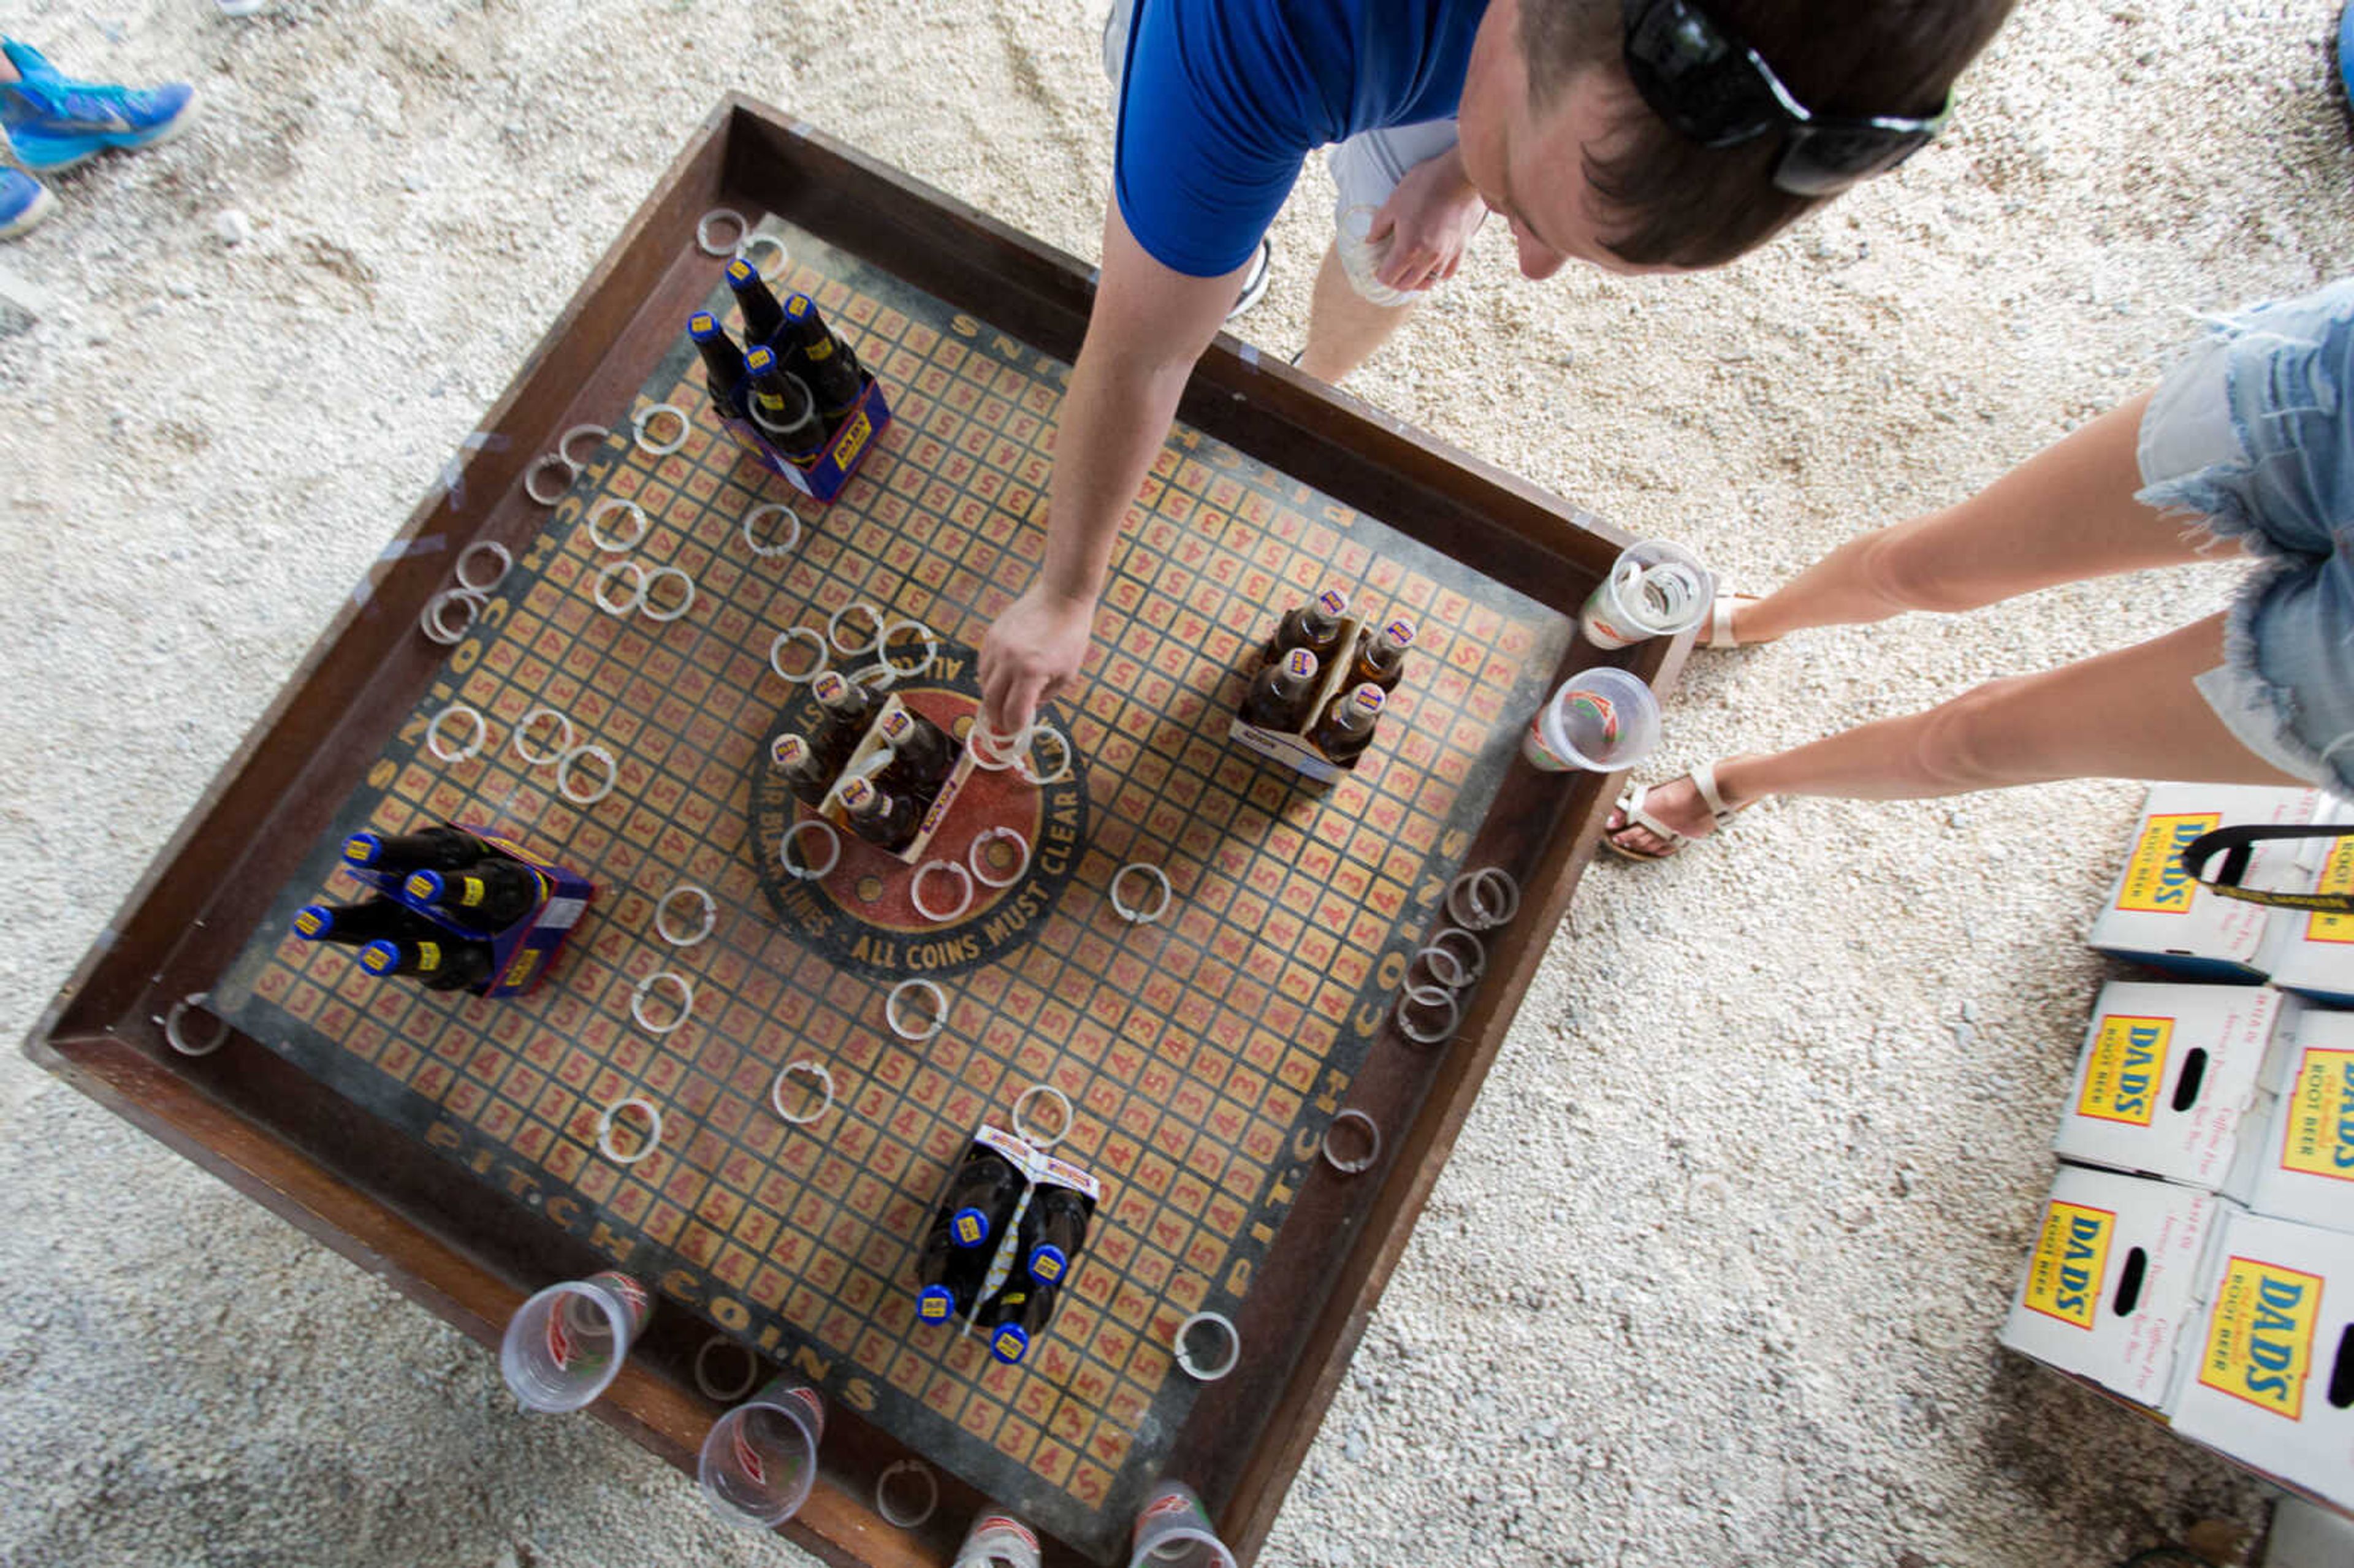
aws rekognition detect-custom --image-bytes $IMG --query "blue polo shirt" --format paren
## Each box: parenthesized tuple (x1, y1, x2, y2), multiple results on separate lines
(1113, 0, 1490, 278)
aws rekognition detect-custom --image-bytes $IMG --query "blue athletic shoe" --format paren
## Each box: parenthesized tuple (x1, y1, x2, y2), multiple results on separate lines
(0, 167, 54, 240)
(1, 39, 195, 173)
(2341, 2, 2354, 106)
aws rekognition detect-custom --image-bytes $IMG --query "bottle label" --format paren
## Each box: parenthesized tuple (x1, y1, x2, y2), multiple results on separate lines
(1314, 587, 1349, 618)
(840, 776, 875, 811)
(1349, 685, 1384, 717)
(774, 734, 809, 768)
(1283, 648, 1318, 682)
(881, 709, 912, 741)
(459, 878, 487, 908)
(812, 670, 848, 703)
(416, 940, 443, 972)
(1379, 616, 1415, 649)
(295, 908, 326, 938)
(806, 338, 834, 362)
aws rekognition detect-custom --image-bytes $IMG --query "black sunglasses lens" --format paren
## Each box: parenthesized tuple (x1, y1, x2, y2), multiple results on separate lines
(1624, 0, 1786, 147)
(1774, 123, 1933, 195)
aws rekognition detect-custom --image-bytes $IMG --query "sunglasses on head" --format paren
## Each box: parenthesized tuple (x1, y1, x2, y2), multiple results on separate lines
(1620, 0, 1952, 196)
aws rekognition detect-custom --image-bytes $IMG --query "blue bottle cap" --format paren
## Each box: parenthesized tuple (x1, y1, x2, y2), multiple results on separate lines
(357, 939, 401, 975)
(950, 1206, 991, 1249)
(745, 345, 777, 375)
(1028, 1244, 1068, 1285)
(989, 1324, 1029, 1364)
(406, 869, 449, 902)
(725, 257, 758, 288)
(784, 294, 812, 321)
(687, 311, 721, 339)
(292, 904, 332, 940)
(342, 831, 384, 865)
(916, 1285, 957, 1323)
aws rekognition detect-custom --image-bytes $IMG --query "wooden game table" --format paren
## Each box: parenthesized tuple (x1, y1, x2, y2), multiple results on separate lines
(25, 98, 1686, 1566)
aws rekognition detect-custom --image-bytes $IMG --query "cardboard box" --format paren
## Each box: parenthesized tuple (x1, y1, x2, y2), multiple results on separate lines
(2087, 784, 2320, 981)
(1229, 614, 1379, 785)
(2054, 982, 2282, 1193)
(1999, 1165, 2227, 1406)
(818, 692, 973, 866)
(921, 1122, 1105, 1354)
(2258, 797, 2354, 1007)
(2244, 1007, 2354, 1236)
(723, 368, 890, 503)
(2166, 1209, 2354, 1510)
(352, 825, 593, 998)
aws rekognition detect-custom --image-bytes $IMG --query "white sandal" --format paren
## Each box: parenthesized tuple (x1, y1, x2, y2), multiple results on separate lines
(1705, 593, 1763, 650)
(1606, 761, 1745, 861)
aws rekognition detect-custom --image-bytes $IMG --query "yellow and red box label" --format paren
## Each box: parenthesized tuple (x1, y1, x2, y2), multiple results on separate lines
(2302, 835, 2354, 943)
(2116, 812, 2222, 913)
(2280, 1048, 2354, 1182)
(2197, 1255, 2326, 1418)
(2076, 1015, 2174, 1126)
(2023, 1200, 2116, 1330)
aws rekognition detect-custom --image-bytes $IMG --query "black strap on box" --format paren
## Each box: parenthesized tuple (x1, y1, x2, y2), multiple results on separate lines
(2179, 823, 2354, 913)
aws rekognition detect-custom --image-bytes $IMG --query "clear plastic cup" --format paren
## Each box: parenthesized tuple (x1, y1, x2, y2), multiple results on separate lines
(1333, 204, 1420, 310)
(699, 1374, 828, 1531)
(1129, 1481, 1236, 1568)
(498, 1270, 653, 1414)
(954, 1509, 1043, 1568)
(1522, 666, 1661, 773)
(1578, 539, 1714, 649)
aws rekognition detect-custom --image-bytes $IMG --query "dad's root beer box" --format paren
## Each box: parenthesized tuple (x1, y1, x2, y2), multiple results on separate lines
(2258, 795, 2354, 1008)
(2241, 1006, 2354, 1238)
(2089, 784, 2321, 981)
(346, 824, 593, 999)
(2052, 982, 2283, 1195)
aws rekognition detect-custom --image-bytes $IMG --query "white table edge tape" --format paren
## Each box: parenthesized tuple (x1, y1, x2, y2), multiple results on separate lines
(162, 992, 229, 1057)
(634, 403, 690, 456)
(780, 819, 840, 880)
(1174, 1311, 1241, 1382)
(770, 627, 829, 683)
(772, 1059, 836, 1125)
(454, 539, 512, 593)
(557, 744, 618, 807)
(1322, 1109, 1382, 1174)
(596, 1098, 663, 1164)
(1110, 862, 1172, 924)
(513, 705, 576, 767)
(1012, 1083, 1073, 1149)
(630, 970, 694, 1034)
(693, 1334, 760, 1402)
(742, 502, 801, 559)
(969, 826, 1030, 889)
(873, 1460, 939, 1530)
(587, 498, 649, 553)
(655, 884, 717, 947)
(426, 703, 489, 765)
(826, 600, 885, 657)
(885, 977, 947, 1041)
(910, 860, 974, 924)
(640, 565, 696, 623)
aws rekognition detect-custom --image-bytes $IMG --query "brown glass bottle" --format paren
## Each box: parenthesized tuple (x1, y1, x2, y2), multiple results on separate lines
(1309, 682, 1385, 764)
(342, 825, 488, 879)
(744, 345, 826, 462)
(779, 292, 867, 417)
(1260, 587, 1350, 666)
(1348, 615, 1415, 692)
(876, 706, 955, 796)
(404, 861, 544, 932)
(1241, 647, 1320, 731)
(839, 775, 921, 853)
(772, 731, 834, 807)
(807, 670, 878, 776)
(356, 933, 498, 993)
(725, 257, 787, 348)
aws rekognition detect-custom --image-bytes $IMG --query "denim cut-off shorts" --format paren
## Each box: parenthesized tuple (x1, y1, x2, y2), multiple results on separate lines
(2138, 276, 2354, 798)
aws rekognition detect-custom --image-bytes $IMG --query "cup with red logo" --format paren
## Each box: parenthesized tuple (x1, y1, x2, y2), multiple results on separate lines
(1578, 539, 1713, 649)
(1523, 666, 1661, 774)
(954, 1507, 1043, 1568)
(699, 1373, 828, 1530)
(1129, 1480, 1236, 1568)
(499, 1270, 653, 1414)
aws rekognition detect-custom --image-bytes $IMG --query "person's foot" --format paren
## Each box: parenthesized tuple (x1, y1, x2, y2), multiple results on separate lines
(0, 167, 55, 240)
(1227, 237, 1272, 321)
(1604, 760, 1753, 859)
(0, 39, 196, 173)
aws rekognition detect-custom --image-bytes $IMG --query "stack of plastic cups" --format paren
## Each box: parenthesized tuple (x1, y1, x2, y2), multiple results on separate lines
(1129, 1481, 1237, 1568)
(1333, 205, 1420, 310)
(954, 1507, 1043, 1568)
(499, 1271, 653, 1414)
(1522, 666, 1662, 774)
(699, 1374, 828, 1531)
(1577, 539, 1713, 650)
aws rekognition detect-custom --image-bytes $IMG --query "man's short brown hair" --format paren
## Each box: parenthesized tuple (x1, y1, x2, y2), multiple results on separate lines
(1518, 0, 2016, 268)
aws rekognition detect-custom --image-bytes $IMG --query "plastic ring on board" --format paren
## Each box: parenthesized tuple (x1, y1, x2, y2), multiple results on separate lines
(630, 970, 694, 1035)
(593, 559, 646, 617)
(885, 977, 948, 1042)
(769, 627, 829, 683)
(1015, 723, 1073, 787)
(1410, 945, 1471, 992)
(873, 1459, 939, 1531)
(693, 1334, 760, 1403)
(512, 706, 576, 767)
(558, 424, 611, 471)
(524, 452, 573, 506)
(639, 565, 696, 623)
(1472, 867, 1522, 927)
(655, 884, 717, 948)
(741, 502, 801, 560)
(1012, 1083, 1073, 1149)
(586, 498, 649, 553)
(967, 826, 1030, 889)
(1173, 1311, 1241, 1382)
(596, 1097, 662, 1164)
(1110, 862, 1171, 924)
(425, 702, 489, 765)
(910, 860, 974, 924)
(967, 720, 1027, 772)
(555, 744, 617, 807)
(737, 232, 790, 278)
(453, 540, 512, 593)
(826, 600, 884, 658)
(696, 207, 747, 257)
(1430, 926, 1487, 986)
(772, 1059, 835, 1125)
(779, 819, 840, 881)
(877, 620, 937, 680)
(634, 403, 691, 457)
(1395, 983, 1460, 1046)
(1321, 1109, 1382, 1175)
(849, 661, 897, 695)
(161, 992, 229, 1057)
(419, 587, 484, 645)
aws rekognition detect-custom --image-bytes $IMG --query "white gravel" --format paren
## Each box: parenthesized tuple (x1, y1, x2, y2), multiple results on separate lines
(2, 1, 2347, 1564)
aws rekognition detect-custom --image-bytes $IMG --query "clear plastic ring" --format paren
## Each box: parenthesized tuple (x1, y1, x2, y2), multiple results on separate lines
(877, 620, 937, 680)
(1430, 926, 1486, 986)
(1472, 867, 1522, 926)
(586, 498, 649, 553)
(849, 662, 897, 695)
(454, 540, 512, 593)
(1410, 945, 1471, 991)
(524, 452, 573, 506)
(1015, 723, 1073, 786)
(968, 720, 1027, 771)
(769, 628, 828, 683)
(512, 706, 576, 767)
(772, 1059, 835, 1125)
(1012, 1083, 1073, 1149)
(631, 970, 693, 1035)
(826, 600, 884, 657)
(640, 565, 696, 623)
(737, 232, 790, 277)
(780, 819, 840, 881)
(161, 992, 229, 1057)
(694, 1334, 760, 1402)
(556, 744, 617, 807)
(696, 207, 746, 257)
(1395, 983, 1460, 1046)
(425, 702, 489, 764)
(1110, 862, 1171, 924)
(885, 978, 948, 1041)
(655, 884, 717, 947)
(558, 424, 611, 471)
(1174, 1311, 1241, 1382)
(593, 559, 647, 617)
(741, 502, 801, 560)
(419, 587, 484, 645)
(634, 403, 690, 457)
(874, 1460, 939, 1530)
(1321, 1109, 1382, 1174)
(596, 1097, 662, 1164)
(968, 826, 1030, 889)
(910, 860, 974, 924)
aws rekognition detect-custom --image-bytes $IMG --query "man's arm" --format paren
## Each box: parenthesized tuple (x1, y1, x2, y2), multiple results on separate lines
(977, 200, 1253, 734)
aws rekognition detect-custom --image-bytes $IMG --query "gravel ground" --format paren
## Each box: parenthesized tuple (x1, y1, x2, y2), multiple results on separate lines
(2, 1, 2348, 1565)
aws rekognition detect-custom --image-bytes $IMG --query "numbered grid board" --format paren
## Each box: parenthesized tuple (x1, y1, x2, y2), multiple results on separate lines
(204, 213, 1571, 1557)
(29, 101, 1673, 1568)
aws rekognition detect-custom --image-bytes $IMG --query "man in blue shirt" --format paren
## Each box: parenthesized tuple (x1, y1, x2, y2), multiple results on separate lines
(978, 0, 2016, 736)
